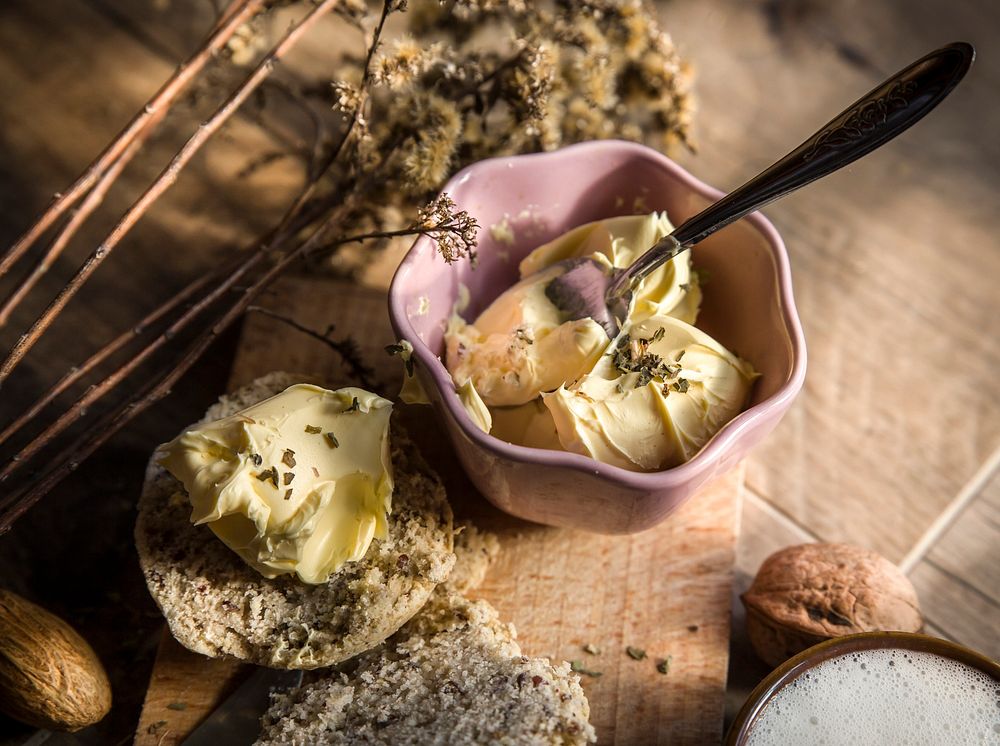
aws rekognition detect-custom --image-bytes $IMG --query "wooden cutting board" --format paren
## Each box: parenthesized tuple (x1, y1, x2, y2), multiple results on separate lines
(135, 274, 742, 745)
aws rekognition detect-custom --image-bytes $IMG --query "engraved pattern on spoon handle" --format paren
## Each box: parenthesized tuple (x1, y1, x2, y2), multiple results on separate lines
(610, 42, 974, 300)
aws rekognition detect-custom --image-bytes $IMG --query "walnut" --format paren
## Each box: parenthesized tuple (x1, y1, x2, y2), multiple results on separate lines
(0, 590, 112, 731)
(741, 543, 922, 668)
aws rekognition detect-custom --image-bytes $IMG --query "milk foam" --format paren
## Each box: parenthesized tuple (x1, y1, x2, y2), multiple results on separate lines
(746, 648, 1000, 746)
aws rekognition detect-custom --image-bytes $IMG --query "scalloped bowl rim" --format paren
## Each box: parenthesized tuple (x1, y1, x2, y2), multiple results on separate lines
(389, 139, 807, 488)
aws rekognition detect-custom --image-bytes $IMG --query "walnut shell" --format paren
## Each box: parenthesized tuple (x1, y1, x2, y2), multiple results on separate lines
(0, 589, 112, 731)
(741, 543, 922, 668)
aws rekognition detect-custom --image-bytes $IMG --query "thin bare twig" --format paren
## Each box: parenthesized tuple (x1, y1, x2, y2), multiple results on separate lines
(0, 0, 341, 388)
(246, 305, 377, 389)
(0, 136, 143, 327)
(258, 0, 396, 250)
(0, 0, 265, 286)
(0, 254, 242, 450)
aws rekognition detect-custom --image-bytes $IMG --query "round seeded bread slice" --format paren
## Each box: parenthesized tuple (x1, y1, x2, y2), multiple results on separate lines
(255, 592, 596, 745)
(135, 372, 455, 669)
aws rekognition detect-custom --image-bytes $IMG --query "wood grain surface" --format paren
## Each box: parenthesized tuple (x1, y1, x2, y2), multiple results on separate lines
(134, 275, 743, 744)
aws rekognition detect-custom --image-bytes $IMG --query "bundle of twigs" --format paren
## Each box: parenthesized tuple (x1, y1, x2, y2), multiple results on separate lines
(0, 0, 694, 533)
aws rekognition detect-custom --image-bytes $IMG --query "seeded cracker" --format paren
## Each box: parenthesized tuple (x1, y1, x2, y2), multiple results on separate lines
(135, 372, 455, 669)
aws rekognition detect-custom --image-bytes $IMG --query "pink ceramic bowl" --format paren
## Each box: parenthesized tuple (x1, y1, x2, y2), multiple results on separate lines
(388, 140, 806, 533)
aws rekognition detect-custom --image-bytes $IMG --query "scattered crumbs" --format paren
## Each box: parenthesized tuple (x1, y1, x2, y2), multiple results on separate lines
(346, 396, 361, 413)
(166, 702, 187, 711)
(693, 267, 710, 285)
(147, 720, 167, 734)
(633, 194, 649, 213)
(687, 624, 699, 633)
(496, 248, 510, 262)
(657, 656, 673, 675)
(284, 488, 293, 501)
(614, 196, 625, 208)
(582, 643, 601, 655)
(281, 449, 296, 468)
(304, 424, 322, 434)
(626, 646, 647, 661)
(570, 660, 603, 678)
(324, 432, 340, 449)
(283, 472, 295, 485)
(415, 295, 431, 316)
(311, 466, 320, 478)
(489, 216, 516, 246)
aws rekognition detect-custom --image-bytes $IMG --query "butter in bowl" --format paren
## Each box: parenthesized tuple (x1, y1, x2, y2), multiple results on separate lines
(388, 139, 807, 533)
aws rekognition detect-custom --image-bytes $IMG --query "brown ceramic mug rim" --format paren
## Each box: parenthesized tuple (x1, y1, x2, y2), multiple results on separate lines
(725, 631, 1000, 745)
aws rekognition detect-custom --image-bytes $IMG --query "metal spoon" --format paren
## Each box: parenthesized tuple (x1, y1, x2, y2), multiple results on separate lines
(545, 42, 975, 338)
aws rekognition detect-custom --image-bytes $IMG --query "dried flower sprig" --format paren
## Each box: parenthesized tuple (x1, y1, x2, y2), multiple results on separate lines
(0, 0, 694, 532)
(415, 194, 479, 264)
(313, 0, 694, 262)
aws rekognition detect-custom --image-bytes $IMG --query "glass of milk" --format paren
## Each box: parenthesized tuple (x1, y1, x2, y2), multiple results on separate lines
(726, 632, 1000, 746)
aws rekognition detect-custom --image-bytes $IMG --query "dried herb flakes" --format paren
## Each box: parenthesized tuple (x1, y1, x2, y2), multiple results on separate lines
(570, 660, 603, 678)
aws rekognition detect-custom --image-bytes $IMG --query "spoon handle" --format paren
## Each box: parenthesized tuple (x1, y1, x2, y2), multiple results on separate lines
(610, 42, 974, 297)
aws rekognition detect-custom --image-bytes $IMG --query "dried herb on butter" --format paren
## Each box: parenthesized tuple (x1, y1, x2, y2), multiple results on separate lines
(255, 467, 279, 488)
(611, 330, 683, 389)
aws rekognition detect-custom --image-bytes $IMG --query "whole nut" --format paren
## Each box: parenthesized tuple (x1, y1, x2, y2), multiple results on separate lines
(741, 543, 922, 668)
(0, 589, 112, 731)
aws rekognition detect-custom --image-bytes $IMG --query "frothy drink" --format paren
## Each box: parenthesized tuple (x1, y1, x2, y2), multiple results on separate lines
(746, 648, 1000, 745)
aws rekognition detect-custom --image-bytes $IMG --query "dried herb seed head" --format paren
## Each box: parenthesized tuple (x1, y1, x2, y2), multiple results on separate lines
(657, 656, 672, 675)
(281, 449, 296, 468)
(305, 424, 322, 434)
(283, 471, 295, 485)
(324, 432, 340, 448)
(284, 488, 293, 501)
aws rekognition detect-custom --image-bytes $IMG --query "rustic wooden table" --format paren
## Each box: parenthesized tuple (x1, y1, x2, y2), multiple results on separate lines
(0, 1, 996, 743)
